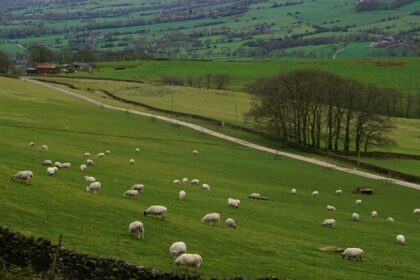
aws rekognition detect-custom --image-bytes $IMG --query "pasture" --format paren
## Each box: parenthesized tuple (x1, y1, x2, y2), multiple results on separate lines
(1, 76, 420, 279)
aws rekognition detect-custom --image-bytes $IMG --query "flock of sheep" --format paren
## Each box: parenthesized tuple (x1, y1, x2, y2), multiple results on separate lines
(11, 142, 420, 277)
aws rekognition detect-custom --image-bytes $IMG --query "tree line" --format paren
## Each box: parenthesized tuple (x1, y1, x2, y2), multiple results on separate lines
(161, 73, 231, 90)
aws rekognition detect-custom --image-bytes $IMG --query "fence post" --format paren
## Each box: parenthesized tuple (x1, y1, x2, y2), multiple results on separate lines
(49, 234, 63, 280)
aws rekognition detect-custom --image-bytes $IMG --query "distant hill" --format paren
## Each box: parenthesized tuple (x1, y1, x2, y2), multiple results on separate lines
(0, 0, 418, 59)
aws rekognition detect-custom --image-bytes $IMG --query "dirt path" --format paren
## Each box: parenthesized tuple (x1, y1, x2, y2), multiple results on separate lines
(333, 48, 346, 59)
(23, 78, 420, 190)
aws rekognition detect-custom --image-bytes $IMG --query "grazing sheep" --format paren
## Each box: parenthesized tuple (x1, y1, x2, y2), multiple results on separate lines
(170, 242, 187, 259)
(371, 210, 378, 218)
(396, 234, 405, 245)
(342, 248, 363, 261)
(83, 152, 91, 158)
(291, 188, 297, 195)
(135, 148, 140, 153)
(42, 145, 48, 151)
(173, 179, 181, 184)
(227, 198, 240, 208)
(179, 190, 186, 200)
(42, 160, 52, 166)
(29, 142, 35, 148)
(201, 213, 220, 226)
(334, 189, 342, 195)
(52, 167, 58, 172)
(202, 184, 210, 191)
(190, 179, 199, 186)
(225, 218, 237, 229)
(12, 171, 33, 184)
(97, 152, 105, 158)
(128, 221, 144, 240)
(312, 191, 319, 196)
(352, 213, 360, 221)
(413, 208, 420, 215)
(129, 159, 135, 165)
(54, 162, 62, 168)
(387, 217, 394, 222)
(322, 219, 336, 227)
(123, 190, 139, 197)
(326, 205, 336, 212)
(355, 199, 362, 205)
(105, 150, 111, 155)
(174, 253, 202, 276)
(248, 193, 260, 199)
(80, 164, 87, 172)
(86, 159, 94, 166)
(182, 178, 189, 183)
(84, 176, 96, 182)
(86, 181, 101, 193)
(131, 184, 144, 192)
(61, 162, 71, 169)
(192, 150, 199, 155)
(144, 205, 167, 220)
(47, 167, 56, 176)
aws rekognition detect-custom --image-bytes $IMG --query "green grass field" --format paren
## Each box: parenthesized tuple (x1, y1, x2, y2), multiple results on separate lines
(1, 76, 420, 279)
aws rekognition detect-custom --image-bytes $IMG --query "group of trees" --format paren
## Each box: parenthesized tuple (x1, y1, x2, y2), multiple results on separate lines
(161, 73, 231, 90)
(356, 0, 415, 11)
(247, 69, 417, 153)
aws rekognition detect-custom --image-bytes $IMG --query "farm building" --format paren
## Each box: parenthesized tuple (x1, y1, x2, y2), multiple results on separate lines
(34, 64, 60, 75)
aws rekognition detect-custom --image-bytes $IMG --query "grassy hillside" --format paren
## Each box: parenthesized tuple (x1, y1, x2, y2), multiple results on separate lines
(1, 76, 420, 279)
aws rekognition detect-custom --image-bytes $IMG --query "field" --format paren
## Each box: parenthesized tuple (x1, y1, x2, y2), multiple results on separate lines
(1, 76, 420, 279)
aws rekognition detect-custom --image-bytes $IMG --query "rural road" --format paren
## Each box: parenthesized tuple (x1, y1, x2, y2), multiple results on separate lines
(23, 78, 420, 191)
(333, 48, 346, 59)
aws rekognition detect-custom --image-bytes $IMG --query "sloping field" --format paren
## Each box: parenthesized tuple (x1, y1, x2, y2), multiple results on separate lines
(1, 77, 420, 279)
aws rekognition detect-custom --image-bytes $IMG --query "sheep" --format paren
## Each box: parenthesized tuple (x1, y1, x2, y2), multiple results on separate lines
(326, 205, 336, 212)
(173, 179, 181, 184)
(387, 217, 394, 222)
(131, 184, 144, 192)
(174, 253, 202, 276)
(144, 205, 167, 220)
(128, 221, 144, 240)
(12, 171, 33, 184)
(190, 179, 199, 186)
(355, 199, 362, 205)
(52, 166, 58, 172)
(248, 193, 260, 199)
(42, 160, 52, 166)
(29, 142, 35, 148)
(105, 150, 111, 155)
(83, 152, 91, 158)
(202, 183, 210, 191)
(396, 234, 405, 245)
(201, 213, 220, 226)
(42, 144, 48, 151)
(54, 162, 62, 168)
(227, 198, 240, 208)
(86, 159, 94, 166)
(61, 162, 71, 169)
(311, 191, 319, 196)
(352, 213, 360, 221)
(129, 159, 135, 165)
(413, 208, 420, 215)
(47, 167, 56, 176)
(170, 242, 187, 259)
(123, 190, 139, 197)
(371, 210, 378, 218)
(97, 152, 105, 158)
(192, 150, 199, 155)
(80, 164, 87, 172)
(290, 188, 297, 195)
(342, 248, 363, 261)
(86, 181, 101, 193)
(182, 178, 189, 183)
(179, 190, 186, 200)
(135, 148, 140, 153)
(334, 189, 343, 195)
(322, 219, 336, 227)
(84, 175, 96, 182)
(225, 218, 237, 229)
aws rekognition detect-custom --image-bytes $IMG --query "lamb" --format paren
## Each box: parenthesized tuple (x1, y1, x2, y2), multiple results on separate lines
(144, 205, 167, 220)
(86, 159, 94, 166)
(355, 199, 362, 205)
(42, 160, 52, 166)
(97, 152, 105, 158)
(290, 188, 297, 195)
(371, 210, 378, 218)
(413, 208, 420, 215)
(128, 221, 144, 240)
(179, 190, 186, 200)
(173, 179, 181, 184)
(83, 152, 91, 158)
(396, 234, 405, 245)
(170, 242, 187, 259)
(326, 205, 336, 212)
(29, 142, 35, 147)
(352, 213, 360, 221)
(129, 159, 135, 165)
(225, 218, 237, 229)
(84, 176, 96, 182)
(61, 162, 71, 169)
(182, 178, 189, 183)
(86, 181, 101, 193)
(387, 217, 394, 222)
(311, 191, 319, 196)
(123, 190, 139, 197)
(201, 213, 220, 226)
(131, 184, 144, 192)
(105, 150, 111, 155)
(52, 167, 58, 173)
(248, 193, 260, 199)
(342, 248, 363, 261)
(202, 183, 210, 191)
(227, 198, 240, 208)
(47, 167, 56, 176)
(42, 144, 48, 151)
(12, 171, 33, 184)
(190, 179, 199, 186)
(174, 253, 202, 276)
(192, 150, 199, 155)
(80, 164, 87, 172)
(334, 189, 342, 195)
(322, 219, 336, 227)
(135, 148, 140, 153)
(54, 162, 62, 168)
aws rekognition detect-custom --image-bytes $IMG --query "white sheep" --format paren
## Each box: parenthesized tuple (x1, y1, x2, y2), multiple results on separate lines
(129, 159, 135, 165)
(174, 253, 202, 276)
(170, 242, 187, 259)
(86, 181, 101, 193)
(413, 208, 420, 215)
(396, 234, 405, 245)
(342, 248, 363, 261)
(326, 205, 336, 212)
(227, 198, 240, 208)
(334, 189, 342, 195)
(47, 167, 56, 176)
(52, 166, 58, 172)
(128, 221, 144, 240)
(131, 184, 144, 192)
(191, 179, 199, 186)
(201, 213, 220, 226)
(387, 217, 394, 222)
(61, 162, 71, 169)
(42, 144, 48, 151)
(144, 205, 167, 220)
(182, 178, 189, 183)
(97, 152, 105, 158)
(29, 142, 35, 147)
(192, 150, 199, 155)
(80, 164, 87, 172)
(179, 190, 186, 200)
(54, 162, 62, 168)
(248, 193, 260, 199)
(42, 160, 52, 166)
(290, 188, 297, 195)
(352, 213, 359, 221)
(322, 219, 336, 227)
(225, 218, 237, 229)
(355, 199, 362, 205)
(83, 152, 91, 158)
(371, 210, 378, 218)
(202, 183, 210, 191)
(86, 159, 94, 166)
(135, 148, 140, 153)
(105, 150, 111, 155)
(12, 171, 33, 184)
(311, 191, 319, 196)
(84, 175, 96, 182)
(173, 179, 180, 184)
(123, 189, 139, 197)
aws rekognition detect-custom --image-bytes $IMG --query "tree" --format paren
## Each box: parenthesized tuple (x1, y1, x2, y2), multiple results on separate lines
(212, 73, 231, 90)
(0, 50, 14, 74)
(27, 44, 54, 64)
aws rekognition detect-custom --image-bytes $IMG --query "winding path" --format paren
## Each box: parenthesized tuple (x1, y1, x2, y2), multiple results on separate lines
(333, 48, 346, 59)
(23, 78, 420, 190)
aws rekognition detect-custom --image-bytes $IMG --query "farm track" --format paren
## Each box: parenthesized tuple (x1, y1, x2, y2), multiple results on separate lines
(23, 78, 420, 191)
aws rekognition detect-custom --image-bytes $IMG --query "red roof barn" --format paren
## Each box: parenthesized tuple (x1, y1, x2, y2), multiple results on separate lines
(35, 64, 60, 75)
